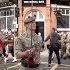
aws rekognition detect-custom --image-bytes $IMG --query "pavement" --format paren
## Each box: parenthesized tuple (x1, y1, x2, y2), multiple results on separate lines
(0, 49, 70, 70)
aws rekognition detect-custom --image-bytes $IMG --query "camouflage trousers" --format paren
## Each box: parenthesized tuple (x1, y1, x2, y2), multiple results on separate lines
(19, 65, 40, 70)
(0, 58, 7, 70)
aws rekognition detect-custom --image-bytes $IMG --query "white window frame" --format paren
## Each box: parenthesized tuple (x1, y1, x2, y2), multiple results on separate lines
(0, 4, 17, 32)
(52, 4, 70, 31)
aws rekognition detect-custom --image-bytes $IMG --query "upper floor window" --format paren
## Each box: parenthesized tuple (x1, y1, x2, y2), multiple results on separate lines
(0, 9, 14, 16)
(59, 8, 69, 15)
(57, 8, 70, 28)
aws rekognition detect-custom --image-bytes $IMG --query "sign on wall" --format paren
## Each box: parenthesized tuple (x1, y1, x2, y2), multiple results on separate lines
(22, 0, 46, 6)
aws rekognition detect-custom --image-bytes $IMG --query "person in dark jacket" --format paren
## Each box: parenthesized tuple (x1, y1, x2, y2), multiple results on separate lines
(45, 28, 61, 67)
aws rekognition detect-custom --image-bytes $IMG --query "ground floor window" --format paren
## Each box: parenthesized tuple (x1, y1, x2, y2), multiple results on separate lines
(52, 5, 70, 29)
(57, 15, 69, 28)
(0, 16, 17, 32)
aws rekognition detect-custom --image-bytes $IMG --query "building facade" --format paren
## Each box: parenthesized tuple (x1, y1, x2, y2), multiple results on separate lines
(0, 0, 18, 33)
(18, 0, 57, 40)
(0, 0, 70, 41)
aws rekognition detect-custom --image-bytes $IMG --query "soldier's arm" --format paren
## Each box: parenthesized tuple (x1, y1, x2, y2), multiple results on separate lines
(0, 47, 3, 55)
(15, 37, 29, 59)
(16, 50, 29, 58)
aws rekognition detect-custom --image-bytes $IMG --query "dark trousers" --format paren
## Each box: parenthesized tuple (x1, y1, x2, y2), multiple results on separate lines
(8, 46, 14, 57)
(48, 43, 60, 64)
(3, 47, 6, 56)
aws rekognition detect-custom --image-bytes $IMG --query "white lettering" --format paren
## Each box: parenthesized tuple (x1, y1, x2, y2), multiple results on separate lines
(39, 1, 44, 3)
(24, 1, 29, 3)
(24, 1, 45, 3)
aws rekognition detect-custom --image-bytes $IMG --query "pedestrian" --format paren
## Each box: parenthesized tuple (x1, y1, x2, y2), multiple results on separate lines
(45, 28, 61, 67)
(38, 32, 43, 51)
(5, 29, 14, 62)
(12, 31, 18, 62)
(38, 32, 42, 43)
(0, 31, 6, 57)
(15, 16, 42, 70)
(0, 31, 7, 70)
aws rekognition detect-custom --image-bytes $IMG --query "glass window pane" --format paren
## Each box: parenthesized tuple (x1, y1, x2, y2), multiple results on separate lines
(39, 12, 43, 19)
(11, 9, 14, 15)
(7, 17, 14, 29)
(66, 9, 69, 14)
(57, 15, 69, 28)
(0, 17, 6, 30)
(7, 10, 9, 16)
(1, 11, 4, 16)
(4, 11, 6, 16)
(62, 9, 65, 14)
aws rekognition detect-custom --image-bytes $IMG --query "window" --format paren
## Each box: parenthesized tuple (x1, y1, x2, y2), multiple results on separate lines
(66, 9, 69, 14)
(57, 15, 69, 28)
(39, 12, 43, 19)
(0, 18, 6, 30)
(57, 7, 70, 28)
(0, 7, 17, 31)
(7, 17, 14, 29)
(0, 9, 14, 16)
(62, 9, 65, 14)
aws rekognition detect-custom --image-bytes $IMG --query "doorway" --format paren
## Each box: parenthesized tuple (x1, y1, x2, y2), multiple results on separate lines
(36, 22, 44, 41)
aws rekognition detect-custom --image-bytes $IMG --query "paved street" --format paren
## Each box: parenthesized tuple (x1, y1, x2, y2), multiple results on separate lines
(0, 50, 70, 70)
(40, 50, 70, 70)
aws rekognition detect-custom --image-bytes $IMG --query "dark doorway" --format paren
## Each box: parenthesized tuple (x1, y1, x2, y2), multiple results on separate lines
(36, 22, 44, 41)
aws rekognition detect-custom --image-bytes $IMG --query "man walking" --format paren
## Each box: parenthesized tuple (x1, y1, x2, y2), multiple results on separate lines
(45, 28, 61, 67)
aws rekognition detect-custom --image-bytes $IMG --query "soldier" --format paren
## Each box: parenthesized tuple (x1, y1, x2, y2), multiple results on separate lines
(66, 32, 70, 58)
(0, 39, 3, 67)
(0, 31, 7, 70)
(45, 28, 61, 67)
(4, 29, 14, 62)
(60, 31, 67, 58)
(15, 17, 42, 70)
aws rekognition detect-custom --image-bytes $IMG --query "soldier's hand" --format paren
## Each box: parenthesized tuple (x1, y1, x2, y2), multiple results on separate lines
(30, 47, 35, 53)
(19, 48, 35, 58)
(26, 48, 35, 57)
(22, 50, 30, 58)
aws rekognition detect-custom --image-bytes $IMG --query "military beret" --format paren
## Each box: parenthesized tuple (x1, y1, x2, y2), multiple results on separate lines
(24, 16, 35, 24)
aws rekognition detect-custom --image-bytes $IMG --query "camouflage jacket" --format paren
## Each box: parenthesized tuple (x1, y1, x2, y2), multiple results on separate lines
(61, 34, 67, 45)
(0, 47, 3, 63)
(15, 32, 42, 65)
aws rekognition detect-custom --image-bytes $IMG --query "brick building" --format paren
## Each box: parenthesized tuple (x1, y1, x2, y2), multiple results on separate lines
(18, 0, 57, 41)
(0, 0, 70, 41)
(18, 0, 70, 41)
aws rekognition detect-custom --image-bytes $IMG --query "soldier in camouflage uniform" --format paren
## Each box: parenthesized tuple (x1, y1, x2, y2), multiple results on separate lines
(4, 29, 14, 62)
(60, 31, 67, 58)
(0, 31, 7, 70)
(15, 17, 42, 70)
(0, 31, 4, 57)
(66, 32, 70, 58)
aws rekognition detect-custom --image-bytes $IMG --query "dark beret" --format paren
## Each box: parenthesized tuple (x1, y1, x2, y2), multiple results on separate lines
(24, 17, 35, 24)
